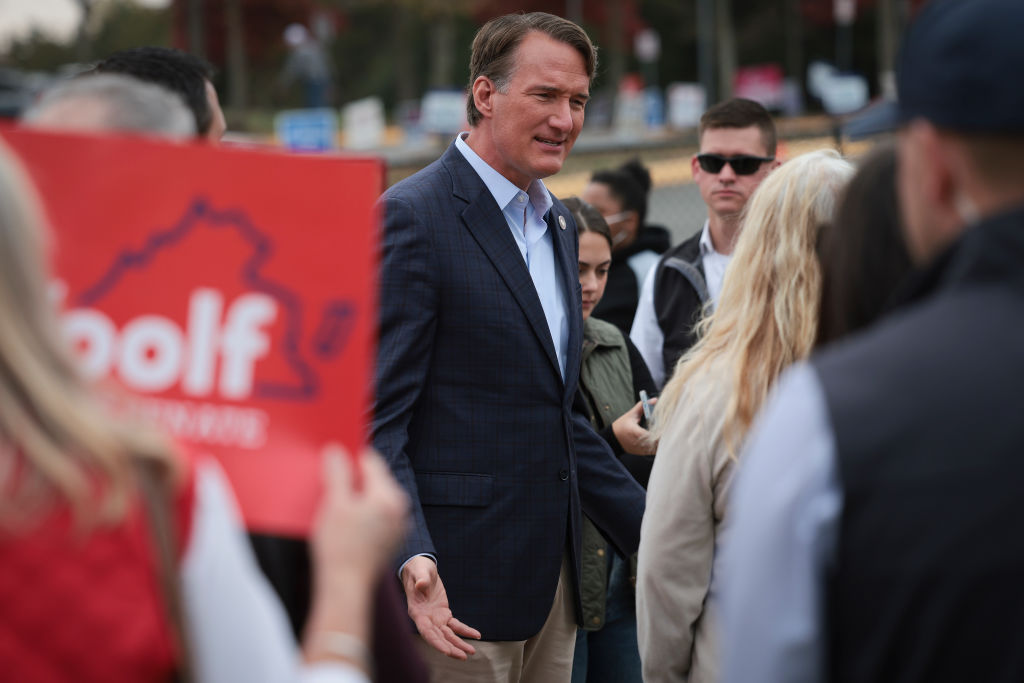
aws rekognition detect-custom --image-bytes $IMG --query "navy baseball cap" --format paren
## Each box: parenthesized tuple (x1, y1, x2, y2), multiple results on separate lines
(852, 0, 1024, 135)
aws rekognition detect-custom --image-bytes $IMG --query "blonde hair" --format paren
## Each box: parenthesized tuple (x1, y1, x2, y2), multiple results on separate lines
(0, 141, 174, 528)
(651, 149, 854, 456)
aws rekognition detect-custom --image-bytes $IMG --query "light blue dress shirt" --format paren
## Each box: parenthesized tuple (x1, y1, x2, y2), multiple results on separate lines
(719, 362, 842, 683)
(455, 133, 569, 381)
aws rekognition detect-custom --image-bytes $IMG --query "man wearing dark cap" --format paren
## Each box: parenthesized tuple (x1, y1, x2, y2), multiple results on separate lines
(720, 1, 1024, 681)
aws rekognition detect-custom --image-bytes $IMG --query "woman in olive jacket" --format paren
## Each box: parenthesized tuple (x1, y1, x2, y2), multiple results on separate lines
(565, 198, 657, 683)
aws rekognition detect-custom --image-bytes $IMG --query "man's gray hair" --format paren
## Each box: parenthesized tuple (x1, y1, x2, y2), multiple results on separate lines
(23, 73, 197, 139)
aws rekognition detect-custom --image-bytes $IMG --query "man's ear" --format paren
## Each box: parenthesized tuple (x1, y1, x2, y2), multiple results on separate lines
(472, 76, 497, 120)
(917, 123, 959, 217)
(902, 120, 974, 261)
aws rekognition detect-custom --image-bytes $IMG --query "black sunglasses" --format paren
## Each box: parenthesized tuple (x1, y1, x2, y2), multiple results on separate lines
(696, 153, 774, 176)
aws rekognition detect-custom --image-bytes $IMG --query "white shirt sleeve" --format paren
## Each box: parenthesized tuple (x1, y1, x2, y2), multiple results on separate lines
(181, 459, 369, 683)
(630, 265, 666, 389)
(719, 363, 842, 683)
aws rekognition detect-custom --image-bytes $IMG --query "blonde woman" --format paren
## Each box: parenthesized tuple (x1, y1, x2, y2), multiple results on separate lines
(636, 150, 854, 683)
(0, 140, 408, 682)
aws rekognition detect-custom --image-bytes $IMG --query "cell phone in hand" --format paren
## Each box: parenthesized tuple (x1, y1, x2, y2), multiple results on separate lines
(639, 390, 654, 422)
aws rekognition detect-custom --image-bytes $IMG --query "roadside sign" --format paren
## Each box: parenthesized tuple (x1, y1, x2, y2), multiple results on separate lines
(275, 107, 338, 152)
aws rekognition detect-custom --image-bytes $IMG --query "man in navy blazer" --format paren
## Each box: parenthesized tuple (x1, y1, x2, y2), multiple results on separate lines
(373, 12, 646, 681)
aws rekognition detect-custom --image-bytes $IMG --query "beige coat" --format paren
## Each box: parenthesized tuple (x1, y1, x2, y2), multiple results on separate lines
(637, 371, 735, 683)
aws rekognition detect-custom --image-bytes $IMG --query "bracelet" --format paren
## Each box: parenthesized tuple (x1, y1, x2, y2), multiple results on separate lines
(318, 631, 373, 675)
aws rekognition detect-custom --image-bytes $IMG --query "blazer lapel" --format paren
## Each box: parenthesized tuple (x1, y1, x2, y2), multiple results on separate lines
(445, 147, 563, 382)
(548, 202, 582, 398)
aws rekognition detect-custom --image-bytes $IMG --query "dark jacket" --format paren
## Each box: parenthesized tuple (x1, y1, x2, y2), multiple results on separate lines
(815, 203, 1024, 683)
(374, 142, 646, 640)
(593, 225, 672, 334)
(653, 230, 710, 382)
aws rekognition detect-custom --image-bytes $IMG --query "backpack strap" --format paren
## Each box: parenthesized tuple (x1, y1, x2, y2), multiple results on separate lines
(661, 256, 711, 306)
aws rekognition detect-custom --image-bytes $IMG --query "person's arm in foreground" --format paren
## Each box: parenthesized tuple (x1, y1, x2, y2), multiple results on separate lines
(182, 448, 408, 682)
(719, 365, 842, 683)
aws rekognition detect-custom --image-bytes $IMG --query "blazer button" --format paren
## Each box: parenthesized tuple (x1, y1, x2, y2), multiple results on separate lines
(559, 469, 569, 481)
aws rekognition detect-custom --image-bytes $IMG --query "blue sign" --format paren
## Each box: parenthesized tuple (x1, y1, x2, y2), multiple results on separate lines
(274, 108, 338, 152)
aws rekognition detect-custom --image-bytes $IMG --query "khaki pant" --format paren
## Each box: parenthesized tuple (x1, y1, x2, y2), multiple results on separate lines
(416, 555, 576, 683)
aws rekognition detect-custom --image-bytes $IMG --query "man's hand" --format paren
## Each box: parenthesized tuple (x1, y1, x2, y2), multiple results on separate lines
(401, 555, 481, 659)
(612, 399, 658, 455)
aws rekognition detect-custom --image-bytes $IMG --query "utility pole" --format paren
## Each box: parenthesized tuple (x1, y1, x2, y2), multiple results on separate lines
(877, 0, 899, 95)
(716, 0, 737, 101)
(225, 0, 247, 109)
(835, 0, 855, 72)
(188, 0, 205, 58)
(696, 0, 716, 105)
(428, 8, 456, 88)
(785, 0, 804, 94)
(604, 0, 626, 91)
(392, 5, 417, 103)
(566, 0, 582, 25)
(74, 0, 93, 63)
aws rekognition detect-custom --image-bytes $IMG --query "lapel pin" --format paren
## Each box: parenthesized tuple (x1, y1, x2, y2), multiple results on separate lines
(558, 215, 566, 230)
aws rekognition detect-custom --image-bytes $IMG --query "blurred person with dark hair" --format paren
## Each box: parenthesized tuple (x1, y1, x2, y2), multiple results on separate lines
(375, 11, 645, 682)
(722, 2, 1024, 681)
(22, 73, 196, 139)
(564, 196, 656, 683)
(93, 46, 226, 141)
(630, 98, 779, 388)
(0, 139, 409, 682)
(636, 150, 853, 683)
(815, 144, 914, 346)
(580, 159, 671, 334)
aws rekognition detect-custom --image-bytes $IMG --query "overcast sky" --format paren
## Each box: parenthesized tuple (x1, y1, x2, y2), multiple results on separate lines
(0, 0, 169, 51)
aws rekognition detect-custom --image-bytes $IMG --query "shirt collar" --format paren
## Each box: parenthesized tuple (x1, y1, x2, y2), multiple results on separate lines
(455, 133, 553, 219)
(699, 220, 728, 258)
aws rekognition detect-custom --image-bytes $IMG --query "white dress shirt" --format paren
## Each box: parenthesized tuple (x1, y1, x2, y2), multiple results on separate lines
(698, 223, 731, 307)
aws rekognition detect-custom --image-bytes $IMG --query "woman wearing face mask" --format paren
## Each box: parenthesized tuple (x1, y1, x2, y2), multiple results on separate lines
(564, 197, 657, 683)
(580, 160, 671, 334)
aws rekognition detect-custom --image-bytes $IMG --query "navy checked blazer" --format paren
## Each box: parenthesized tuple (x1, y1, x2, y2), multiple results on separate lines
(373, 141, 646, 641)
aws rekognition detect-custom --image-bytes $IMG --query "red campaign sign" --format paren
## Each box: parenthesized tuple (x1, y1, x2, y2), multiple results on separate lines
(0, 126, 381, 537)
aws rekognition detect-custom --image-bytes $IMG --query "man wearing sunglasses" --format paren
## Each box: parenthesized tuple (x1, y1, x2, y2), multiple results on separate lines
(630, 98, 778, 388)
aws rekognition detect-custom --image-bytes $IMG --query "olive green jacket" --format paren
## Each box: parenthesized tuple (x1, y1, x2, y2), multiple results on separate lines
(579, 317, 640, 630)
